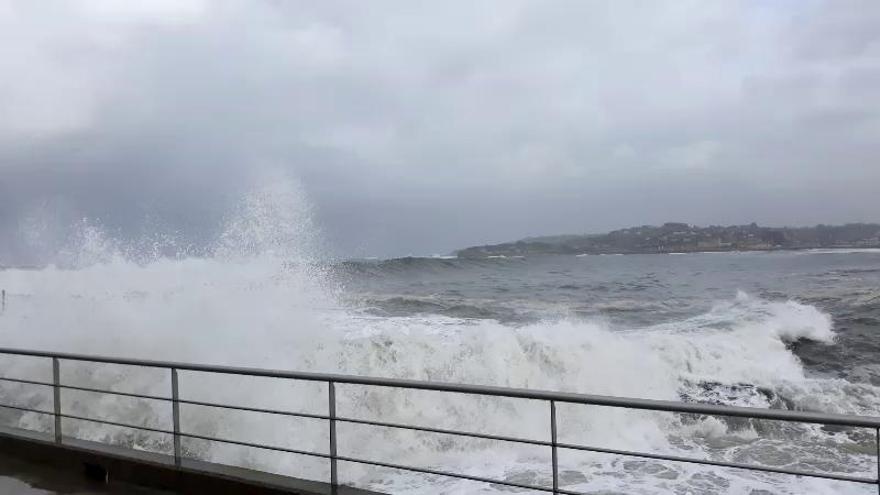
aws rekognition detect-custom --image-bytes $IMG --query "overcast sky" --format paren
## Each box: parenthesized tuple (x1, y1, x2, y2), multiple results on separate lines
(1, 1, 879, 261)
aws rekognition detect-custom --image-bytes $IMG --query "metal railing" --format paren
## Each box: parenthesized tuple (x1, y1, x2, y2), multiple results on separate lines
(0, 346, 879, 494)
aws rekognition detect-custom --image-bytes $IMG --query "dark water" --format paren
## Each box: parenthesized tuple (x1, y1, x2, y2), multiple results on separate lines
(340, 249, 880, 386)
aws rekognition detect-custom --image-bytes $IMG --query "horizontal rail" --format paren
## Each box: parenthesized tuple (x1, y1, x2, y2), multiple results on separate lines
(56, 383, 170, 402)
(175, 430, 562, 494)
(1, 346, 878, 428)
(335, 454, 555, 493)
(0, 402, 54, 416)
(0, 376, 54, 388)
(0, 376, 169, 402)
(59, 412, 175, 436)
(0, 376, 322, 419)
(179, 398, 328, 421)
(336, 415, 551, 447)
(180, 431, 331, 460)
(556, 442, 877, 485)
(0, 402, 329, 460)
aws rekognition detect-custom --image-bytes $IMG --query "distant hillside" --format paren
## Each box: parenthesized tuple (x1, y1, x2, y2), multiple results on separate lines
(456, 223, 880, 258)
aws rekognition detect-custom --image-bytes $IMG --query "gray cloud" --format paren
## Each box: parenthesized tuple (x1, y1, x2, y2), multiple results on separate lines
(1, 0, 879, 261)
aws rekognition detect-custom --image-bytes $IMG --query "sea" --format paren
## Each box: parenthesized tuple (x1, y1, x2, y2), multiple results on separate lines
(0, 183, 879, 494)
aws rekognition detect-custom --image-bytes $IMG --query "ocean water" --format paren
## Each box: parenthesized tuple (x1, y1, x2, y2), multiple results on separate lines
(1, 181, 879, 494)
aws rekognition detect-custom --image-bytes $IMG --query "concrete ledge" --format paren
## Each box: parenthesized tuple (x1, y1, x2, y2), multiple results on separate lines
(0, 426, 385, 495)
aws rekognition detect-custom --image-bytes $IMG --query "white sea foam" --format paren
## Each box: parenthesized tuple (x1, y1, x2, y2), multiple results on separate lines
(797, 248, 880, 255)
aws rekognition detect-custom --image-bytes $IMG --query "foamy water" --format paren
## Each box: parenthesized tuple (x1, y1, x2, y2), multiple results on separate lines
(1, 178, 879, 494)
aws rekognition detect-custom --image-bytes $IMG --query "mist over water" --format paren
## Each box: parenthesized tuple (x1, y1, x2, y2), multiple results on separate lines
(1, 177, 880, 494)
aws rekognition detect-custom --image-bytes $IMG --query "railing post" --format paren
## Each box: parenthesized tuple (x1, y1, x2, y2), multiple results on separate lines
(172, 368, 181, 468)
(52, 357, 61, 443)
(875, 427, 879, 495)
(551, 400, 559, 494)
(328, 381, 338, 488)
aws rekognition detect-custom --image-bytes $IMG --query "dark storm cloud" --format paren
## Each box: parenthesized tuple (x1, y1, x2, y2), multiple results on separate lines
(1, 0, 879, 261)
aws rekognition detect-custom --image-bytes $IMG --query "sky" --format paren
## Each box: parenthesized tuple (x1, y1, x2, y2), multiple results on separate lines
(1, 0, 879, 261)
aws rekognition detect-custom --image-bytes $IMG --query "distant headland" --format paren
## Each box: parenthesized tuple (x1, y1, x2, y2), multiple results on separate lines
(456, 223, 880, 258)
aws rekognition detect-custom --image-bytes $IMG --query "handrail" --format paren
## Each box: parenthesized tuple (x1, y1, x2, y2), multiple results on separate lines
(1, 346, 878, 428)
(1, 346, 879, 494)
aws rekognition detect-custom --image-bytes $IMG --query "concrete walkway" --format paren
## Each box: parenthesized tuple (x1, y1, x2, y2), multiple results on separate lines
(0, 449, 172, 494)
